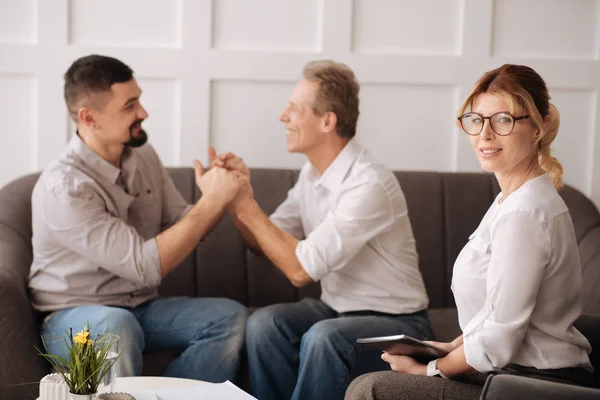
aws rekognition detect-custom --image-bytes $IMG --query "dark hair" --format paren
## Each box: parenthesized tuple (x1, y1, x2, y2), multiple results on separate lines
(457, 64, 563, 188)
(64, 55, 134, 121)
(303, 60, 360, 139)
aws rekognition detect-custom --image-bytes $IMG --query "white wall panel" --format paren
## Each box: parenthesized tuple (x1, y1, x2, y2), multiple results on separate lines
(138, 79, 180, 166)
(352, 0, 463, 54)
(455, 133, 482, 173)
(210, 80, 305, 168)
(358, 84, 458, 170)
(0, 75, 35, 187)
(0, 0, 36, 43)
(212, 0, 321, 51)
(68, 0, 180, 46)
(550, 89, 596, 194)
(492, 0, 599, 59)
(2, 0, 600, 208)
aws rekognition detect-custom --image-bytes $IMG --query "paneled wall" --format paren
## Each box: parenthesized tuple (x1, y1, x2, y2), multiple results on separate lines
(1, 0, 599, 208)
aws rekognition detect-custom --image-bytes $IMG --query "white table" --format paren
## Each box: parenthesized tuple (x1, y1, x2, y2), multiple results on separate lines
(110, 376, 209, 392)
(37, 376, 209, 399)
(106, 377, 255, 399)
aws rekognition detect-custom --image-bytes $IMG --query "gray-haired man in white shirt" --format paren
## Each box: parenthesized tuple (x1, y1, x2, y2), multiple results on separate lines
(212, 60, 432, 400)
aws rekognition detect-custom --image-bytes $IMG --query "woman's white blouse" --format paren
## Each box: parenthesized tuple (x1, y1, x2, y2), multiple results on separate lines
(451, 174, 593, 373)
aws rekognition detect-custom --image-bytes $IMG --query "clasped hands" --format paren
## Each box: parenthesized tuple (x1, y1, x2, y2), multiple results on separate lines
(193, 147, 253, 212)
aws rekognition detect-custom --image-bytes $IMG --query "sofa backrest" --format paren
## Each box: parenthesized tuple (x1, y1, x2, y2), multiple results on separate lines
(2, 168, 600, 313)
(162, 168, 600, 313)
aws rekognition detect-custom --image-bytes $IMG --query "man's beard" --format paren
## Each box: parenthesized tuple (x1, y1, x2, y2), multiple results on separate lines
(124, 119, 148, 148)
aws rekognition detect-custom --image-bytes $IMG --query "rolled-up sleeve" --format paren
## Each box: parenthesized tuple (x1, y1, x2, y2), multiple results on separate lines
(296, 183, 394, 281)
(463, 211, 550, 372)
(43, 184, 162, 287)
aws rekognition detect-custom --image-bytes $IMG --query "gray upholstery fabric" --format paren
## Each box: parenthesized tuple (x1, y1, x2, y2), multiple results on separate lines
(394, 172, 447, 307)
(1, 168, 599, 399)
(428, 308, 461, 343)
(157, 168, 197, 299)
(0, 175, 48, 400)
(246, 169, 300, 306)
(480, 374, 600, 400)
(575, 314, 600, 388)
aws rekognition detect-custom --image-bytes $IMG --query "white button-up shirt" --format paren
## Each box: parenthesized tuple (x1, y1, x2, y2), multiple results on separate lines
(270, 139, 429, 314)
(452, 174, 593, 372)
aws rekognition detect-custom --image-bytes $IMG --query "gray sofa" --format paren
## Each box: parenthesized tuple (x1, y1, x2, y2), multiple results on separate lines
(1, 168, 599, 399)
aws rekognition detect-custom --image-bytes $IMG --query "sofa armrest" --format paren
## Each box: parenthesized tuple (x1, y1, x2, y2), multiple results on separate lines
(480, 374, 600, 400)
(575, 313, 600, 387)
(0, 238, 49, 400)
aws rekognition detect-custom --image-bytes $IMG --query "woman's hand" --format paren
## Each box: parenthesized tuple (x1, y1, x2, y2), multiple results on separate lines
(381, 352, 427, 375)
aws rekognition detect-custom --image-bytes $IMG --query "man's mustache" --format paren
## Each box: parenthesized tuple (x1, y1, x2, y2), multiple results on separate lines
(130, 119, 144, 131)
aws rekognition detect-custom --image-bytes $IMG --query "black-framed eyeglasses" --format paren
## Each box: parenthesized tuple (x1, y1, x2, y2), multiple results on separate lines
(457, 112, 530, 136)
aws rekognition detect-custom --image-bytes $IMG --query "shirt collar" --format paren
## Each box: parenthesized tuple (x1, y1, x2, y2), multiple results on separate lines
(314, 138, 363, 192)
(68, 133, 136, 185)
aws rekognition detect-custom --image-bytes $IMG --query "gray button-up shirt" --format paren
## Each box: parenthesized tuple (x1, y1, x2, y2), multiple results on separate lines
(28, 135, 192, 311)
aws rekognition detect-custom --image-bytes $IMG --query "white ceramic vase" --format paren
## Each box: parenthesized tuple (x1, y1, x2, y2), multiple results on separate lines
(69, 393, 96, 400)
(39, 373, 69, 400)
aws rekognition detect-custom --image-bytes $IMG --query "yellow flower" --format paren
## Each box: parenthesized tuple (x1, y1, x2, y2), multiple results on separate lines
(73, 330, 90, 345)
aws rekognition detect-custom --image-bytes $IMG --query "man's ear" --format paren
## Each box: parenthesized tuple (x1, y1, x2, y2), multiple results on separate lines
(323, 111, 337, 133)
(78, 107, 97, 128)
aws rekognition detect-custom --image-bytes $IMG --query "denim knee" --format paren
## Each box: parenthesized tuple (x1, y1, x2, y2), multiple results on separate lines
(214, 298, 247, 343)
(94, 308, 143, 343)
(246, 306, 280, 344)
(222, 298, 248, 332)
(301, 319, 350, 354)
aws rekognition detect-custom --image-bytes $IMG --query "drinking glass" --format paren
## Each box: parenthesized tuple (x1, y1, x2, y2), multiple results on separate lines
(98, 333, 119, 393)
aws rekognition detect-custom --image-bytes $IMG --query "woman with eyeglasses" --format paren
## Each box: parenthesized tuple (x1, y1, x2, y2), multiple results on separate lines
(345, 64, 594, 399)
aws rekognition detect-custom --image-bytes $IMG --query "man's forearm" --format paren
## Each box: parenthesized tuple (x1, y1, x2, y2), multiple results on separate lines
(230, 212, 263, 256)
(236, 198, 312, 287)
(156, 195, 225, 276)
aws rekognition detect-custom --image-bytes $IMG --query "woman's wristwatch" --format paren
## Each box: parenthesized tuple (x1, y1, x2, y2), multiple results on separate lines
(426, 359, 449, 379)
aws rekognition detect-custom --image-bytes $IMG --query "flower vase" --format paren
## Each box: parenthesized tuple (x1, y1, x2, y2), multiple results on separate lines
(69, 393, 97, 400)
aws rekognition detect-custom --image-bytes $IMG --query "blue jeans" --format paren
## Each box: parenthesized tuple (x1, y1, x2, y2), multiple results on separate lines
(246, 298, 433, 400)
(41, 296, 247, 383)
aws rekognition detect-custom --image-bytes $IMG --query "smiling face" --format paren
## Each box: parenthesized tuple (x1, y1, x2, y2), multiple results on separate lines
(91, 78, 149, 148)
(279, 78, 326, 155)
(469, 92, 539, 175)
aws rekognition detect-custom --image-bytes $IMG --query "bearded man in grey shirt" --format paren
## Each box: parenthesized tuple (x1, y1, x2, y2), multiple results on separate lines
(28, 54, 247, 382)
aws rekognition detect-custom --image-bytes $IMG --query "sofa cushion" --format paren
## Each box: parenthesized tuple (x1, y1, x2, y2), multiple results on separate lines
(428, 308, 461, 342)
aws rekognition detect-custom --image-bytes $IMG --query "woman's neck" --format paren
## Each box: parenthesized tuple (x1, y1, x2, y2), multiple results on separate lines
(496, 159, 545, 203)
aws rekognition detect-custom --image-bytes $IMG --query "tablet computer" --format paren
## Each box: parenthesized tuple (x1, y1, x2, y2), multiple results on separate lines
(356, 334, 448, 362)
